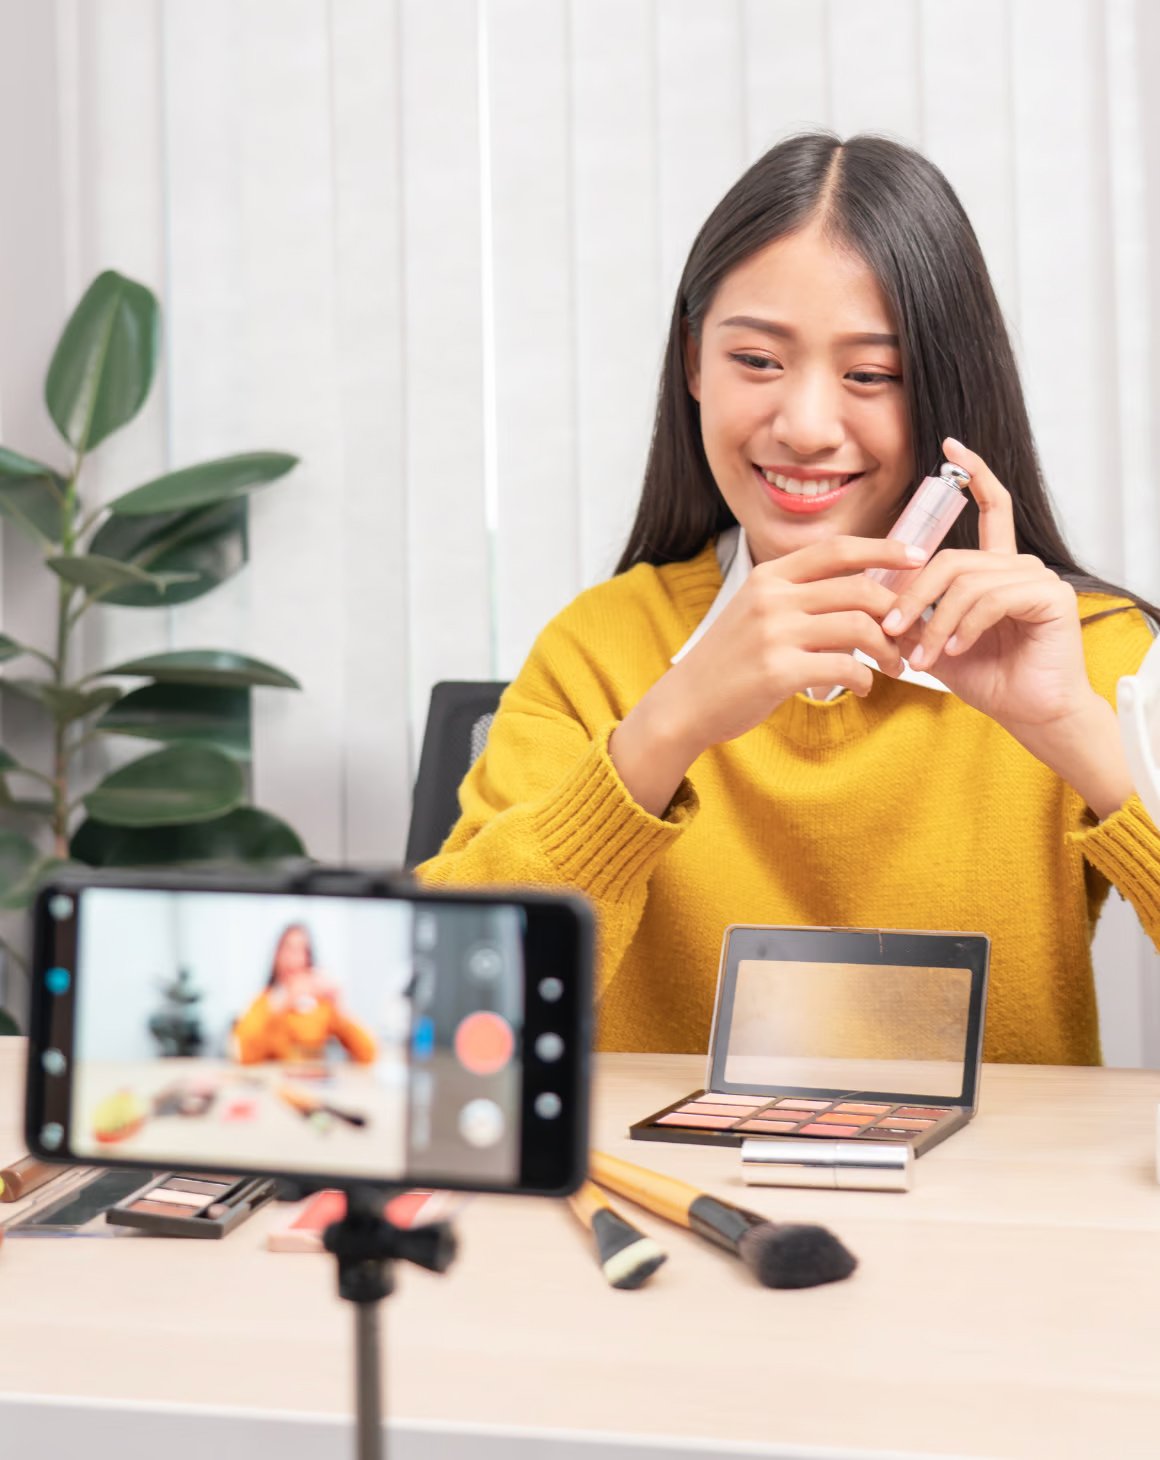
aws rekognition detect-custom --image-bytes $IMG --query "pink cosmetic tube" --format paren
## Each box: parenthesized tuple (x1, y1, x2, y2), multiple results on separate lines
(866, 461, 971, 591)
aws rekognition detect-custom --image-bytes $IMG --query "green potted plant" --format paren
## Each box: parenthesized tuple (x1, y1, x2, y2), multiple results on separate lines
(0, 270, 306, 1032)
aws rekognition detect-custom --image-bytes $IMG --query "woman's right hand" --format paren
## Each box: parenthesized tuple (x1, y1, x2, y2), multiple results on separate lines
(609, 535, 924, 816)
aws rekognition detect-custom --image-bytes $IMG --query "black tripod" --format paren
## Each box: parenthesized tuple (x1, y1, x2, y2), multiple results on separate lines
(323, 1185, 458, 1460)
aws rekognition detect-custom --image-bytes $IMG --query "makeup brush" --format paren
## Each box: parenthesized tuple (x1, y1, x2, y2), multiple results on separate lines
(566, 1180, 668, 1290)
(589, 1150, 857, 1290)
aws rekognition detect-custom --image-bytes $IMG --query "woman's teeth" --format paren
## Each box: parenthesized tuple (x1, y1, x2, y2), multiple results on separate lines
(760, 469, 850, 497)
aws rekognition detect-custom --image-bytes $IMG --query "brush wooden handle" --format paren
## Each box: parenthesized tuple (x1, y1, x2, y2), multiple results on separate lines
(566, 1179, 615, 1230)
(588, 1151, 698, 1228)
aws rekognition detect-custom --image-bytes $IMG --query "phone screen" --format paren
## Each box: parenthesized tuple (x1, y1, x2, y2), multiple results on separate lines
(29, 879, 587, 1192)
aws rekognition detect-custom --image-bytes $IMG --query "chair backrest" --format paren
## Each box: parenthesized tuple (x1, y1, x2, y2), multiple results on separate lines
(404, 680, 508, 869)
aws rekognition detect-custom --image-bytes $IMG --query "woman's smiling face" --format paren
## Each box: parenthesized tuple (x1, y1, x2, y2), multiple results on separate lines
(684, 218, 914, 564)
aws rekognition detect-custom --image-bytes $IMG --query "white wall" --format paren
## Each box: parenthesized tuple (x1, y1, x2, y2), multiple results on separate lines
(1, 0, 1159, 1063)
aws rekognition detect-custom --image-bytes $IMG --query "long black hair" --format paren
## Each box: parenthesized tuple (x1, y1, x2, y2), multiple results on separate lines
(618, 131, 1158, 625)
(266, 922, 316, 988)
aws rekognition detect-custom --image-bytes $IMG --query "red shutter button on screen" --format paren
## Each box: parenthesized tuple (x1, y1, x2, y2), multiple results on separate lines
(453, 1011, 515, 1076)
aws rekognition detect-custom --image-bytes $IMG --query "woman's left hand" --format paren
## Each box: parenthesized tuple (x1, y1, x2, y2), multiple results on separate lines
(880, 437, 1096, 739)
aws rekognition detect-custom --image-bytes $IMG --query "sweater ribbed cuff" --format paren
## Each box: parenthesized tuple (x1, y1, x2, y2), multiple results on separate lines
(1068, 792, 1160, 928)
(529, 724, 698, 900)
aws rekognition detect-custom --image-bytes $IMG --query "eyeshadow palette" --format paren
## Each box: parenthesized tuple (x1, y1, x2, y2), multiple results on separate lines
(633, 1090, 967, 1155)
(106, 1171, 277, 1238)
(630, 925, 989, 1159)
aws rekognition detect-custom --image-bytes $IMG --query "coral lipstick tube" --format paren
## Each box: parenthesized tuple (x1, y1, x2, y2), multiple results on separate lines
(866, 461, 971, 591)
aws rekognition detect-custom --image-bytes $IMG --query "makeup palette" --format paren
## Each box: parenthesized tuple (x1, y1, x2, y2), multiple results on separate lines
(631, 925, 989, 1159)
(106, 1172, 277, 1238)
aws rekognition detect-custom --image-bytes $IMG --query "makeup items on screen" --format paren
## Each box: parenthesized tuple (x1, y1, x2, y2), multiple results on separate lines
(106, 1172, 277, 1238)
(566, 1179, 668, 1290)
(630, 926, 989, 1160)
(589, 1150, 856, 1290)
(865, 460, 971, 591)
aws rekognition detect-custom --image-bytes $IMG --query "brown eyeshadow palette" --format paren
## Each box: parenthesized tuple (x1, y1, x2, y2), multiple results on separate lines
(106, 1172, 277, 1238)
(630, 1090, 969, 1156)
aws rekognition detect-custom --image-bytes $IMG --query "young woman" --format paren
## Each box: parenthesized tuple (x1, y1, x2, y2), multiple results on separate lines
(416, 132, 1160, 1065)
(233, 923, 377, 1065)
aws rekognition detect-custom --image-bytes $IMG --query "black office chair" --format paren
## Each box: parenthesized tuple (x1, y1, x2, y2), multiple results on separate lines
(404, 681, 508, 869)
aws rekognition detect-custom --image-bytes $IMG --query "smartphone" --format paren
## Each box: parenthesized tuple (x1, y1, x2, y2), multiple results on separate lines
(24, 868, 593, 1198)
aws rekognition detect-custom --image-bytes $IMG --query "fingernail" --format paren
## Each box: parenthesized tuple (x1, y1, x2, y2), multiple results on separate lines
(904, 545, 927, 564)
(944, 436, 965, 453)
(945, 634, 959, 654)
(910, 644, 925, 667)
(882, 609, 903, 633)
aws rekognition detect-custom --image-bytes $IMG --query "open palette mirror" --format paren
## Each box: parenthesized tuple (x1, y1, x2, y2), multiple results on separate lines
(631, 925, 990, 1157)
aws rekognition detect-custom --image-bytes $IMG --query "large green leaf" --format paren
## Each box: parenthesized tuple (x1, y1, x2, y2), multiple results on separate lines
(4, 679, 123, 725)
(46, 553, 196, 598)
(87, 498, 247, 607)
(83, 744, 244, 826)
(0, 446, 70, 544)
(70, 806, 305, 866)
(110, 452, 297, 516)
(97, 650, 299, 690)
(45, 271, 159, 453)
(96, 683, 250, 760)
(0, 829, 40, 901)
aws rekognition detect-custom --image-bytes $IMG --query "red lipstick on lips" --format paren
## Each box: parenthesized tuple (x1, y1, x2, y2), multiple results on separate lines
(754, 464, 863, 516)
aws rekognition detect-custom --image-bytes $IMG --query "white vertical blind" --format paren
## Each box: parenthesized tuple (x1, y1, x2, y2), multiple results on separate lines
(0, 0, 1158, 1060)
(486, 0, 579, 679)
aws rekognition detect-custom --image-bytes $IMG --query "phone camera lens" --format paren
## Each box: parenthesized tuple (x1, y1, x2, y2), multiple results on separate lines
(534, 1092, 562, 1120)
(534, 1032, 564, 1063)
(538, 976, 564, 1003)
(45, 967, 70, 995)
(48, 894, 74, 921)
(40, 1122, 64, 1150)
(41, 1049, 66, 1076)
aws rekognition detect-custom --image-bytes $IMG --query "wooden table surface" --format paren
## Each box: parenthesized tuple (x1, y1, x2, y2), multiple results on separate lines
(2, 1038, 1160, 1459)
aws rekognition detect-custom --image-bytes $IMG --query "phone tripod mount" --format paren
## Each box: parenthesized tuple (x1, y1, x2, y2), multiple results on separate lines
(324, 1185, 458, 1460)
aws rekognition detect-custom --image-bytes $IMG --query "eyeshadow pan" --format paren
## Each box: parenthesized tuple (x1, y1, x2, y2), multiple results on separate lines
(799, 1122, 858, 1136)
(736, 1119, 799, 1133)
(894, 1107, 947, 1119)
(167, 1178, 230, 1196)
(697, 1093, 766, 1106)
(816, 1112, 873, 1127)
(877, 1117, 932, 1130)
(677, 1101, 756, 1116)
(129, 1199, 202, 1217)
(656, 1113, 739, 1129)
(774, 1100, 830, 1111)
(834, 1103, 892, 1114)
(147, 1186, 208, 1209)
(864, 1125, 920, 1139)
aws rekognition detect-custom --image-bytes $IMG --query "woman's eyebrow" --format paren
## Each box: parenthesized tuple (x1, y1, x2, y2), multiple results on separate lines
(718, 315, 898, 348)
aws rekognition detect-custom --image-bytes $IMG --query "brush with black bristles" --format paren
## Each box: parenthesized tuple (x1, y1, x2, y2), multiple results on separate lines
(589, 1151, 857, 1290)
(567, 1179, 668, 1289)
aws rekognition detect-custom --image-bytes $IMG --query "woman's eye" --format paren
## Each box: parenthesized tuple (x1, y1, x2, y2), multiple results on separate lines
(730, 353, 781, 372)
(847, 370, 901, 386)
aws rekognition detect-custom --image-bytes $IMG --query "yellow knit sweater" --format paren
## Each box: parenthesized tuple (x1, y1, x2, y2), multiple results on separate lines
(417, 540, 1160, 1063)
